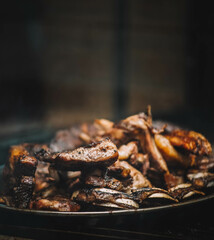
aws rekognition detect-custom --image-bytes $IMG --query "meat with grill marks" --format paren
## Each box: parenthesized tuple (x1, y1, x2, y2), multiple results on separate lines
(72, 188, 139, 209)
(2, 145, 38, 208)
(1, 105, 214, 212)
(116, 109, 169, 174)
(112, 160, 152, 190)
(30, 195, 80, 212)
(54, 139, 118, 170)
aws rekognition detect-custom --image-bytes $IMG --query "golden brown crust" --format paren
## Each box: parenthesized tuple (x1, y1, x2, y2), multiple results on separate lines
(165, 130, 212, 156)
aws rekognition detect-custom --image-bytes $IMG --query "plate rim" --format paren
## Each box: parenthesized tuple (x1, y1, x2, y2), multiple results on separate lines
(1, 193, 214, 218)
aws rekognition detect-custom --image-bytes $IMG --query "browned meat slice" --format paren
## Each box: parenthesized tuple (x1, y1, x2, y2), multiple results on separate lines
(50, 125, 85, 152)
(132, 187, 177, 207)
(85, 175, 124, 191)
(116, 161, 152, 189)
(2, 145, 39, 208)
(194, 156, 214, 172)
(72, 188, 139, 209)
(154, 134, 193, 168)
(55, 139, 118, 170)
(13, 176, 35, 208)
(34, 161, 53, 193)
(118, 141, 138, 160)
(32, 144, 58, 163)
(117, 110, 169, 173)
(118, 141, 150, 174)
(108, 161, 131, 179)
(79, 119, 131, 147)
(168, 183, 205, 201)
(187, 172, 214, 189)
(165, 130, 212, 156)
(30, 196, 80, 212)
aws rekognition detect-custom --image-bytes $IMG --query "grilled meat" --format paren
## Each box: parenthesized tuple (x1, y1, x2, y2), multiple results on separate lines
(117, 111, 169, 173)
(169, 183, 205, 201)
(154, 134, 192, 168)
(30, 195, 80, 212)
(118, 141, 150, 173)
(55, 139, 118, 170)
(165, 130, 212, 156)
(72, 188, 139, 209)
(132, 187, 177, 207)
(1, 105, 213, 212)
(13, 176, 35, 208)
(50, 126, 85, 152)
(187, 172, 214, 189)
(2, 145, 38, 208)
(115, 161, 152, 189)
(85, 175, 124, 191)
(194, 156, 214, 172)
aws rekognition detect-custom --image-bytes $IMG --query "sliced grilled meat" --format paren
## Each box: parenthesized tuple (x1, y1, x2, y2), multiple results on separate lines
(194, 156, 214, 172)
(55, 139, 118, 170)
(187, 172, 214, 189)
(13, 176, 35, 208)
(117, 111, 169, 173)
(169, 183, 205, 201)
(85, 175, 124, 191)
(132, 187, 177, 207)
(2, 145, 39, 208)
(165, 130, 212, 156)
(72, 188, 139, 209)
(50, 125, 85, 152)
(155, 134, 192, 168)
(30, 195, 80, 212)
(118, 141, 149, 172)
(115, 161, 152, 189)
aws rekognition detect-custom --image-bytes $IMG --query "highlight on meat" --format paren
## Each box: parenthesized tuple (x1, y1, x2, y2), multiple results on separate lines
(1, 106, 214, 212)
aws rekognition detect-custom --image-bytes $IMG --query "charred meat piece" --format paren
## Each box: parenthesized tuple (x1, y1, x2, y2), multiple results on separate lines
(89, 119, 132, 146)
(85, 175, 124, 191)
(154, 134, 192, 168)
(83, 167, 130, 191)
(30, 195, 80, 212)
(169, 183, 205, 201)
(164, 172, 185, 189)
(2, 145, 38, 208)
(187, 172, 214, 189)
(13, 176, 35, 208)
(118, 141, 150, 173)
(14, 155, 38, 177)
(31, 144, 59, 163)
(132, 187, 177, 207)
(34, 161, 53, 194)
(115, 161, 152, 189)
(50, 126, 85, 152)
(55, 139, 118, 170)
(72, 188, 139, 209)
(194, 156, 214, 172)
(108, 161, 131, 179)
(165, 130, 212, 156)
(117, 110, 169, 173)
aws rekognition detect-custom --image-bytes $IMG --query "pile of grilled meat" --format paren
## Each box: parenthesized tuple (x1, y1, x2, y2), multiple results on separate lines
(1, 106, 214, 212)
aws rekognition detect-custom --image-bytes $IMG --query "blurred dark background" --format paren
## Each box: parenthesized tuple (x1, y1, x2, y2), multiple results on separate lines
(1, 0, 214, 141)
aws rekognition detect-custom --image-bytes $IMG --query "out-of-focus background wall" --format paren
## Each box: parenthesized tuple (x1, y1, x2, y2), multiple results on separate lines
(1, 0, 214, 139)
